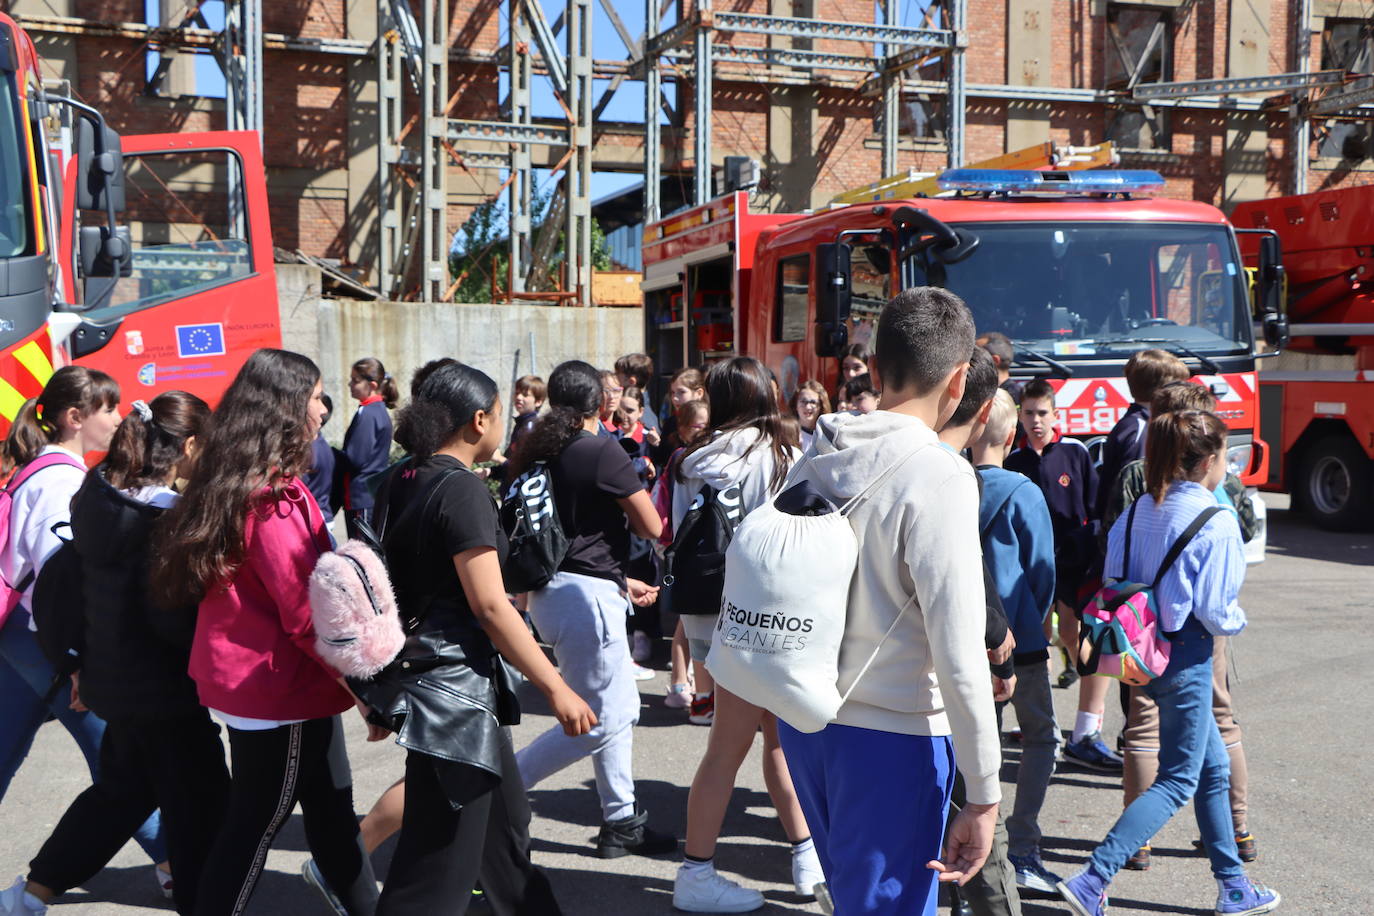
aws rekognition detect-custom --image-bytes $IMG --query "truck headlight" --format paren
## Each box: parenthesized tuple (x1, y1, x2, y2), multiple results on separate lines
(1226, 444, 1252, 477)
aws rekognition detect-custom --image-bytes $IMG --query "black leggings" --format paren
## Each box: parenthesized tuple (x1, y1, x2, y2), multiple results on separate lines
(194, 715, 377, 916)
(28, 711, 229, 915)
(377, 729, 561, 915)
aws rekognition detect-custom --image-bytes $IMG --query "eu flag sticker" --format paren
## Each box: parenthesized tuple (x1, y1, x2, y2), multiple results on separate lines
(175, 323, 226, 358)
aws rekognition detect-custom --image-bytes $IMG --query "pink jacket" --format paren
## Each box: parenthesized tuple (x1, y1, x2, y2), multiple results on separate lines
(189, 481, 352, 720)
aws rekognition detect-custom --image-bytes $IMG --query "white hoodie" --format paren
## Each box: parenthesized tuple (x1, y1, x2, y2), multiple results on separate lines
(671, 427, 799, 537)
(2, 445, 88, 626)
(789, 411, 1002, 805)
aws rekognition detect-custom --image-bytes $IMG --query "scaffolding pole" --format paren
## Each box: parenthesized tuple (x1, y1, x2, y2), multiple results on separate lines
(1293, 0, 1311, 195)
(693, 0, 713, 205)
(377, 13, 405, 299)
(880, 0, 899, 178)
(509, 1, 533, 295)
(568, 0, 594, 306)
(421, 0, 449, 302)
(223, 0, 263, 140)
(947, 0, 966, 168)
(644, 0, 662, 223)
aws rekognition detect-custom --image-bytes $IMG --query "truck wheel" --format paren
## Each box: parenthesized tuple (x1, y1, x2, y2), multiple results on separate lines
(1297, 435, 1374, 531)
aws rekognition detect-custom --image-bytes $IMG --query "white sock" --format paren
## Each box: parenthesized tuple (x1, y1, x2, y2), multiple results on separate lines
(1073, 711, 1102, 744)
(681, 856, 714, 875)
(792, 837, 815, 857)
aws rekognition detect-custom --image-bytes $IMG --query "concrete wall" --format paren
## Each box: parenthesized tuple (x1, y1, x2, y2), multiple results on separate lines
(276, 265, 644, 443)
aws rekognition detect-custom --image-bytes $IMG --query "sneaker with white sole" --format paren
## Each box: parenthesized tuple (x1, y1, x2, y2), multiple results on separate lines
(632, 662, 656, 681)
(673, 863, 764, 913)
(1215, 876, 1280, 916)
(791, 844, 825, 899)
(1009, 852, 1063, 894)
(632, 630, 652, 663)
(0, 877, 46, 916)
(301, 859, 348, 916)
(688, 692, 715, 726)
(665, 682, 692, 709)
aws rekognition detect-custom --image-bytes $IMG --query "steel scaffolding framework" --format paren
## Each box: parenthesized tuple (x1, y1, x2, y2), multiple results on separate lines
(12, 2, 1374, 303)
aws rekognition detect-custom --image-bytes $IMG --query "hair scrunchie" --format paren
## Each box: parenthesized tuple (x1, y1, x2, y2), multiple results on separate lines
(131, 400, 154, 423)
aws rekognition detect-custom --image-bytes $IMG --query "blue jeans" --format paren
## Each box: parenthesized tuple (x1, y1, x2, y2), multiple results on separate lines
(0, 611, 165, 863)
(1087, 618, 1243, 882)
(779, 721, 954, 916)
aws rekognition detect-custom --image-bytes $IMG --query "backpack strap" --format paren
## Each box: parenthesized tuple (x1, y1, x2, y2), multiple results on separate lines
(1151, 506, 1225, 590)
(6, 453, 86, 494)
(837, 443, 932, 517)
(1121, 498, 1141, 581)
(838, 590, 918, 706)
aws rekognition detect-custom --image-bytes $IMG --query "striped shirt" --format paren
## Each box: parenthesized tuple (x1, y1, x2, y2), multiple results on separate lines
(1103, 480, 1247, 636)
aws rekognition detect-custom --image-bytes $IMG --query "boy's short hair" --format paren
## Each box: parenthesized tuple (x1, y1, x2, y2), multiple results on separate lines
(1020, 377, 1056, 406)
(976, 331, 1014, 368)
(947, 346, 999, 428)
(844, 372, 879, 401)
(873, 287, 976, 396)
(514, 374, 547, 402)
(1150, 379, 1216, 415)
(614, 353, 654, 389)
(978, 389, 1019, 450)
(1125, 349, 1190, 403)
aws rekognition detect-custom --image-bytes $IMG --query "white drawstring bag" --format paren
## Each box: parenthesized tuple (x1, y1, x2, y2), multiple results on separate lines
(706, 447, 927, 733)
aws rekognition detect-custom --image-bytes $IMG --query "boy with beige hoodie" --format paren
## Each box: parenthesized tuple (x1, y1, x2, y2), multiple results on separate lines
(778, 287, 1003, 916)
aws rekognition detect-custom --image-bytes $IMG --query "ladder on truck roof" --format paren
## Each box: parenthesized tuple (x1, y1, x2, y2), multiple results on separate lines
(830, 141, 1119, 206)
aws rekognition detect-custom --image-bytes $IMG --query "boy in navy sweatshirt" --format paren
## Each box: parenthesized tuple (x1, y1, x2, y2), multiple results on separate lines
(1095, 349, 1188, 520)
(975, 388, 1061, 896)
(1005, 379, 1116, 773)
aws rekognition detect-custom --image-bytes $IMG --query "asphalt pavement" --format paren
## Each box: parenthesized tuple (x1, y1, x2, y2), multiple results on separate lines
(0, 493, 1367, 915)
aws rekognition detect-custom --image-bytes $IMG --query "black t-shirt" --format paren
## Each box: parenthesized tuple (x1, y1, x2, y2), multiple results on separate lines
(380, 455, 507, 625)
(550, 432, 643, 586)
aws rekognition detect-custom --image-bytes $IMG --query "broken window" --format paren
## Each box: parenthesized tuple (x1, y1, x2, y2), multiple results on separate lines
(1104, 4, 1172, 150)
(1316, 19, 1374, 161)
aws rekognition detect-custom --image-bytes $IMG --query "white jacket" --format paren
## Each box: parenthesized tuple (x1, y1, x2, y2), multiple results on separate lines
(671, 427, 798, 536)
(789, 411, 1002, 805)
(2, 445, 88, 626)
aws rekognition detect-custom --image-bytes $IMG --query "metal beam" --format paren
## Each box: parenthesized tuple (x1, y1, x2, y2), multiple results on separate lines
(420, 0, 449, 301)
(568, 0, 593, 306)
(524, 0, 569, 97)
(694, 0, 713, 205)
(1310, 81, 1374, 115)
(509, 0, 533, 295)
(448, 120, 570, 145)
(1292, 0, 1312, 195)
(665, 44, 882, 73)
(644, 0, 662, 223)
(646, 16, 697, 59)
(377, 21, 406, 299)
(880, 0, 899, 178)
(712, 11, 952, 49)
(1132, 69, 1345, 100)
(947, 0, 966, 168)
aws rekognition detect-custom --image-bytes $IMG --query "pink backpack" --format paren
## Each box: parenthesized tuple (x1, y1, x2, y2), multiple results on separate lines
(0, 453, 88, 628)
(1078, 501, 1224, 686)
(310, 539, 405, 679)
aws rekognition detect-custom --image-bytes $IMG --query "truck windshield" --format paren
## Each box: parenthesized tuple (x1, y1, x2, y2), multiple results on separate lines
(0, 73, 31, 257)
(904, 222, 1251, 358)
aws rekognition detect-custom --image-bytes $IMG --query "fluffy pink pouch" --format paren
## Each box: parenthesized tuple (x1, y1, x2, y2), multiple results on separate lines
(310, 540, 405, 679)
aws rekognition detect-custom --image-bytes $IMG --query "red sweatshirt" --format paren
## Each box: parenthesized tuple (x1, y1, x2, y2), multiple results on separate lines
(189, 480, 352, 720)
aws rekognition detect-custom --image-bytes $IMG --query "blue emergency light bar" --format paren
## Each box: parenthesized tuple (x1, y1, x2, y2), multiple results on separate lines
(936, 169, 1166, 194)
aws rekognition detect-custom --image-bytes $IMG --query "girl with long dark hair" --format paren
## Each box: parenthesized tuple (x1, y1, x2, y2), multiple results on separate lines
(342, 355, 399, 539)
(1058, 411, 1279, 916)
(360, 362, 594, 913)
(507, 360, 676, 859)
(153, 349, 377, 916)
(2, 392, 226, 916)
(668, 357, 819, 913)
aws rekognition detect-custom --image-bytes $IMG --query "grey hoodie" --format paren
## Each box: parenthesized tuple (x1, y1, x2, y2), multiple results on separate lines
(789, 410, 1002, 805)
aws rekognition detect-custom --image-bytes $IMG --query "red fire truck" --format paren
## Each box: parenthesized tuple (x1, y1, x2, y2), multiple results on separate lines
(1233, 185, 1374, 530)
(0, 12, 279, 433)
(641, 169, 1285, 499)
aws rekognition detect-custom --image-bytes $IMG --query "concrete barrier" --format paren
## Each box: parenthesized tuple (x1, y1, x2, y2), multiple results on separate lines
(276, 264, 645, 443)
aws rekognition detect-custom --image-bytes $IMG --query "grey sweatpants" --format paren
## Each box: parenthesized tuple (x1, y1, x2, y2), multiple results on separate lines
(995, 659, 1060, 858)
(516, 571, 640, 823)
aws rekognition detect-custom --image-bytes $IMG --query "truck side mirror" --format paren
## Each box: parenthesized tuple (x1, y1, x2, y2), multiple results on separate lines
(79, 224, 132, 279)
(1256, 233, 1287, 350)
(76, 117, 125, 213)
(814, 242, 852, 358)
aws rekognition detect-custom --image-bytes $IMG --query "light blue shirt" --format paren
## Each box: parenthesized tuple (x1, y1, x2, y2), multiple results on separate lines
(1104, 480, 1247, 636)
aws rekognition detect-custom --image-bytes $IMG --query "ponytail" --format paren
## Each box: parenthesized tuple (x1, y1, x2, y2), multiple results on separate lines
(505, 360, 603, 481)
(1143, 409, 1227, 504)
(104, 391, 212, 491)
(3, 399, 49, 473)
(353, 357, 400, 409)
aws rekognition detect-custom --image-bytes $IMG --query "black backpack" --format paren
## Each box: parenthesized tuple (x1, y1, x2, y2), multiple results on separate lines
(31, 521, 85, 679)
(662, 483, 745, 615)
(501, 462, 569, 593)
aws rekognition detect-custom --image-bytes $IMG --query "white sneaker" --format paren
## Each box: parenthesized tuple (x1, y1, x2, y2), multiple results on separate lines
(632, 630, 652, 663)
(632, 663, 656, 681)
(791, 844, 825, 899)
(0, 877, 46, 916)
(673, 863, 765, 913)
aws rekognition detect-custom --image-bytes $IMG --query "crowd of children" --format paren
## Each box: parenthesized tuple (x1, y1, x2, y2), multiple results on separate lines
(0, 286, 1280, 916)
